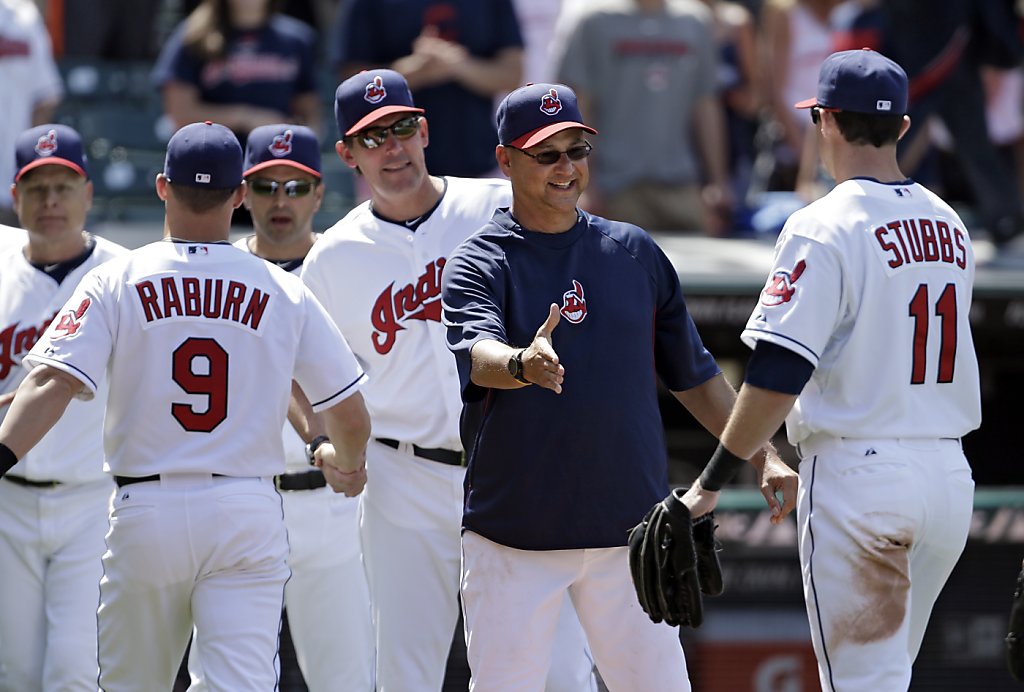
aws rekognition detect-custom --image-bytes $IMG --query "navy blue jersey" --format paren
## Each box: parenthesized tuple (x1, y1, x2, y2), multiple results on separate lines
(332, 0, 523, 178)
(442, 209, 720, 550)
(153, 15, 318, 126)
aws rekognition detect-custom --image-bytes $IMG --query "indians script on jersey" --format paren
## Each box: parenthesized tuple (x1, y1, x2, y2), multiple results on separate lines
(874, 216, 968, 269)
(135, 276, 270, 330)
(371, 258, 444, 354)
(0, 311, 57, 379)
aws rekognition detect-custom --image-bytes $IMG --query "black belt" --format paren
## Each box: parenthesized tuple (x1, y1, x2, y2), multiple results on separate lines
(376, 438, 464, 466)
(4, 474, 62, 489)
(114, 473, 228, 488)
(274, 469, 326, 492)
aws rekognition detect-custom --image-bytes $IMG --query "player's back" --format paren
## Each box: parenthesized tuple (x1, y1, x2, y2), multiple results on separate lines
(755, 178, 981, 441)
(42, 239, 332, 477)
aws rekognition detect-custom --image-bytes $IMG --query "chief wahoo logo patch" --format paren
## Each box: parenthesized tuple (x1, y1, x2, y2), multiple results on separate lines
(760, 259, 806, 307)
(560, 279, 587, 323)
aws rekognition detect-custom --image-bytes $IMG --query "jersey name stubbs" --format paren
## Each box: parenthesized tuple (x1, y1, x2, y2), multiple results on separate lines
(873, 217, 968, 270)
(134, 276, 270, 331)
(0, 312, 58, 379)
(371, 258, 445, 355)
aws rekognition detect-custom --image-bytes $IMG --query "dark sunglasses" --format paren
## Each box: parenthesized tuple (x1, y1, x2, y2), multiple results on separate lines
(810, 106, 839, 125)
(351, 116, 422, 149)
(511, 141, 592, 165)
(249, 178, 318, 197)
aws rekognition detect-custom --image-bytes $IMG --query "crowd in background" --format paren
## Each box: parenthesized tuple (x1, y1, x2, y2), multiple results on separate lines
(3, 0, 1024, 245)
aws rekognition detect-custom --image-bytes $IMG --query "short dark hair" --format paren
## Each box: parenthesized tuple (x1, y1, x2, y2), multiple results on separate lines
(833, 111, 904, 147)
(169, 182, 237, 213)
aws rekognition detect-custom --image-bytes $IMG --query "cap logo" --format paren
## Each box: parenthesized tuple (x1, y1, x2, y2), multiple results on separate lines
(540, 89, 562, 116)
(269, 130, 293, 157)
(876, 99, 892, 111)
(195, 173, 212, 184)
(364, 76, 386, 105)
(34, 129, 58, 157)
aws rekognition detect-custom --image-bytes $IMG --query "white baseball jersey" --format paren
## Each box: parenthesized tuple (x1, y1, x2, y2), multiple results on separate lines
(0, 0, 63, 208)
(1, 234, 127, 482)
(0, 224, 26, 251)
(302, 176, 511, 448)
(24, 239, 366, 478)
(741, 178, 981, 443)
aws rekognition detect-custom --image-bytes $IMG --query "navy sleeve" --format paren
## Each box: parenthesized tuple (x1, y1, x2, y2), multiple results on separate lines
(441, 239, 508, 402)
(744, 340, 815, 395)
(151, 22, 199, 88)
(650, 242, 721, 391)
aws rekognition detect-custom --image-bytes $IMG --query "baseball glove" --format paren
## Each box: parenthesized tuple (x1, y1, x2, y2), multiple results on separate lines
(1008, 562, 1024, 682)
(627, 488, 724, 628)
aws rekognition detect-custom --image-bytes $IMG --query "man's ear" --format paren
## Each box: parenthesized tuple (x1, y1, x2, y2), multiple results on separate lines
(495, 145, 512, 177)
(336, 140, 358, 170)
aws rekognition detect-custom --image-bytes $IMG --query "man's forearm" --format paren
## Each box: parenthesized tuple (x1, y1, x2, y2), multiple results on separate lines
(321, 392, 371, 473)
(0, 365, 80, 467)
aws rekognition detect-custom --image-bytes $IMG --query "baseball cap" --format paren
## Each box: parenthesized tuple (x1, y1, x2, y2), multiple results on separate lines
(163, 121, 243, 189)
(14, 124, 88, 182)
(497, 83, 597, 149)
(795, 48, 908, 115)
(335, 69, 424, 138)
(244, 124, 321, 178)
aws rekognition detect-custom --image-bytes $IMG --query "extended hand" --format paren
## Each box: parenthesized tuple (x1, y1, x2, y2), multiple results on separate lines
(313, 443, 367, 497)
(756, 450, 798, 524)
(681, 482, 720, 519)
(523, 304, 565, 393)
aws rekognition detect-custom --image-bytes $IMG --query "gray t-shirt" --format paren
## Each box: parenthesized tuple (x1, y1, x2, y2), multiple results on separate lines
(556, 0, 718, 193)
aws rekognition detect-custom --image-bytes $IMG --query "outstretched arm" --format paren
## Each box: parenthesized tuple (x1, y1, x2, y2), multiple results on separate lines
(0, 365, 82, 474)
(313, 391, 372, 497)
(468, 304, 565, 393)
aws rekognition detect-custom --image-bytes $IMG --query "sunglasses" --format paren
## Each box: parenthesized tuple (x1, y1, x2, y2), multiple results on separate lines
(809, 106, 839, 125)
(351, 116, 422, 149)
(249, 178, 318, 197)
(510, 141, 592, 166)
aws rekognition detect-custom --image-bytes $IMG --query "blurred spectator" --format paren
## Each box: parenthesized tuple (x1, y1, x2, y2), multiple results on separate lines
(832, 0, 1024, 245)
(555, 0, 733, 235)
(700, 0, 760, 226)
(757, 0, 836, 193)
(511, 0, 564, 82)
(180, 0, 324, 30)
(62, 0, 162, 60)
(0, 0, 62, 226)
(152, 0, 322, 143)
(331, 0, 524, 178)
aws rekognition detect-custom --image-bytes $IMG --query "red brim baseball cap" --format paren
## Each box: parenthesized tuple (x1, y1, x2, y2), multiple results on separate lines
(497, 83, 597, 149)
(14, 124, 89, 182)
(794, 48, 908, 115)
(244, 124, 322, 178)
(335, 70, 425, 137)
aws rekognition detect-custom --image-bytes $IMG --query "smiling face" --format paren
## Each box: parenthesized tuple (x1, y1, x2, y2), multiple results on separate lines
(336, 113, 431, 207)
(496, 128, 590, 234)
(243, 164, 322, 251)
(12, 166, 92, 240)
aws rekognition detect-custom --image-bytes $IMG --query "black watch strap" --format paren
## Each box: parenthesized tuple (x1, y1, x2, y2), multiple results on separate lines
(507, 349, 530, 384)
(305, 435, 330, 465)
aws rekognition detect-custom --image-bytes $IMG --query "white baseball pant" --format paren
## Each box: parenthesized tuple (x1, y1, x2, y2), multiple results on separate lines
(361, 440, 596, 692)
(460, 530, 690, 692)
(97, 474, 290, 692)
(0, 477, 112, 691)
(796, 435, 973, 691)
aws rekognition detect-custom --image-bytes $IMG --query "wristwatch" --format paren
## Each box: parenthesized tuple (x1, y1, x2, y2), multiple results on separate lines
(305, 435, 330, 465)
(507, 349, 530, 384)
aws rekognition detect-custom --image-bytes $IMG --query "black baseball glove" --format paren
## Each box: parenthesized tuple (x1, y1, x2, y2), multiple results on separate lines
(627, 488, 724, 628)
(1008, 562, 1024, 682)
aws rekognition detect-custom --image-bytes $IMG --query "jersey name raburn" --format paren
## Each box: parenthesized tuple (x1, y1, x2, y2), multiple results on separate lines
(371, 258, 444, 355)
(134, 276, 270, 331)
(873, 217, 968, 270)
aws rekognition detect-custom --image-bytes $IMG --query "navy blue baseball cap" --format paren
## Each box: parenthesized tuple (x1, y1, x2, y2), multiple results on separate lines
(335, 70, 424, 138)
(795, 48, 908, 115)
(163, 121, 243, 189)
(244, 124, 321, 178)
(497, 83, 597, 149)
(14, 124, 88, 182)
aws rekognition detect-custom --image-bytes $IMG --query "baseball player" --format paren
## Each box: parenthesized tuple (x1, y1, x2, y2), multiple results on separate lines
(189, 123, 375, 691)
(301, 69, 596, 692)
(0, 125, 126, 692)
(0, 121, 372, 692)
(440, 81, 797, 692)
(682, 49, 981, 690)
